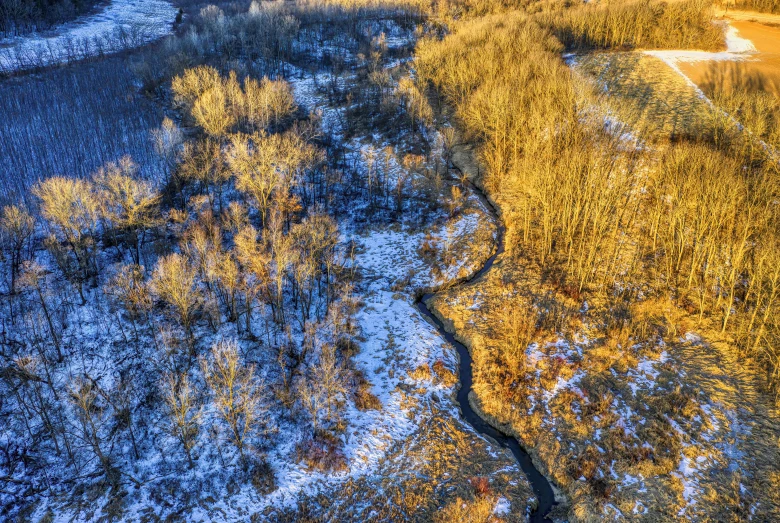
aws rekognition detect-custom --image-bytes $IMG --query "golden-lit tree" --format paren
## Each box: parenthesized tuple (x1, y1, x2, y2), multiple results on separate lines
(150, 253, 202, 345)
(93, 156, 161, 264)
(200, 339, 267, 458)
(33, 176, 101, 303)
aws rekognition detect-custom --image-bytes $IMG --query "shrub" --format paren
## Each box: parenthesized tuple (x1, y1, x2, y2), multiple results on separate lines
(296, 432, 348, 473)
(469, 476, 492, 497)
(353, 370, 383, 411)
(243, 457, 277, 495)
(432, 360, 458, 387)
(410, 362, 433, 381)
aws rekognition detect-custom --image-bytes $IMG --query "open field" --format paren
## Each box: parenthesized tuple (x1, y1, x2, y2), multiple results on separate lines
(679, 20, 780, 96)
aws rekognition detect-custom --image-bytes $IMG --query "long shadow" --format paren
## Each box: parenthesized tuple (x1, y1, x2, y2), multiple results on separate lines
(415, 179, 557, 522)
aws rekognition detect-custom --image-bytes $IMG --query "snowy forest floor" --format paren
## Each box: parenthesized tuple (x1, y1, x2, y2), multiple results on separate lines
(0, 0, 176, 74)
(5, 13, 536, 523)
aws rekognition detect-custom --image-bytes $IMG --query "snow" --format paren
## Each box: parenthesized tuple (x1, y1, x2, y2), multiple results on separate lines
(356, 226, 427, 284)
(347, 287, 455, 468)
(493, 496, 511, 515)
(724, 24, 758, 53)
(674, 453, 701, 515)
(0, 0, 176, 73)
(543, 371, 584, 405)
(628, 351, 668, 395)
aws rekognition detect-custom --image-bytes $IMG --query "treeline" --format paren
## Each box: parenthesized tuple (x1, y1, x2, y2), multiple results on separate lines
(0, 0, 100, 37)
(132, 0, 421, 95)
(722, 0, 780, 13)
(540, 0, 723, 51)
(416, 4, 780, 392)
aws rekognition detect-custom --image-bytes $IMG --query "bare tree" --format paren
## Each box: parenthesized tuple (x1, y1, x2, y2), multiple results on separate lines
(162, 372, 201, 467)
(0, 204, 35, 294)
(200, 339, 268, 458)
(150, 253, 202, 347)
(178, 139, 230, 212)
(192, 86, 236, 138)
(151, 117, 183, 185)
(299, 343, 347, 432)
(69, 377, 115, 482)
(171, 65, 221, 112)
(18, 261, 61, 361)
(228, 131, 321, 228)
(33, 176, 100, 303)
(243, 76, 297, 132)
(93, 156, 161, 264)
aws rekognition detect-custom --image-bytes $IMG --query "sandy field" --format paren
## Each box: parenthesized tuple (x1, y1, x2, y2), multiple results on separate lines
(678, 19, 780, 96)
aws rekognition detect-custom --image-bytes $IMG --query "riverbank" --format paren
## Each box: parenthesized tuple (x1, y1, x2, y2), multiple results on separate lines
(416, 138, 561, 522)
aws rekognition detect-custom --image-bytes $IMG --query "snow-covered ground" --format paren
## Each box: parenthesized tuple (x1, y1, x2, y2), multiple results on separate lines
(2, 12, 526, 520)
(0, 0, 176, 73)
(239, 30, 507, 515)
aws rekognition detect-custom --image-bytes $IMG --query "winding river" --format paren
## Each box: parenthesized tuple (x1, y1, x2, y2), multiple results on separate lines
(415, 180, 557, 522)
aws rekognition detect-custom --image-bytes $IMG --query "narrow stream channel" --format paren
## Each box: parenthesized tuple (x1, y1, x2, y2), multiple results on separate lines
(415, 182, 556, 522)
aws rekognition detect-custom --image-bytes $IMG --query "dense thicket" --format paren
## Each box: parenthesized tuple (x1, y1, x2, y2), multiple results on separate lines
(723, 0, 780, 13)
(416, 0, 780, 396)
(417, 2, 780, 518)
(0, 0, 101, 37)
(542, 0, 723, 50)
(0, 59, 165, 206)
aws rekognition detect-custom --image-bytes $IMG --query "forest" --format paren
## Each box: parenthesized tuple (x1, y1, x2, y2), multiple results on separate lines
(0, 0, 102, 37)
(1, 0, 779, 521)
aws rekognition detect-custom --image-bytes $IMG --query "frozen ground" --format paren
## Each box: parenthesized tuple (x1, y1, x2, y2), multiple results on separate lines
(11, 18, 517, 520)
(0, 0, 176, 73)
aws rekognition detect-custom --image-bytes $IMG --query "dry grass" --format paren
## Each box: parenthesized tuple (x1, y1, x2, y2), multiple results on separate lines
(296, 432, 349, 473)
(572, 52, 717, 141)
(276, 406, 532, 522)
(429, 253, 780, 520)
(353, 369, 383, 410)
(432, 359, 458, 387)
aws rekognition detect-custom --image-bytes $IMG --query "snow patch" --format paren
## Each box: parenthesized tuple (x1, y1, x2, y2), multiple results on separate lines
(493, 496, 511, 515)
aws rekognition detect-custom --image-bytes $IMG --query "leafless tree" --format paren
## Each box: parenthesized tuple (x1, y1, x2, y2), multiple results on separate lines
(200, 339, 268, 458)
